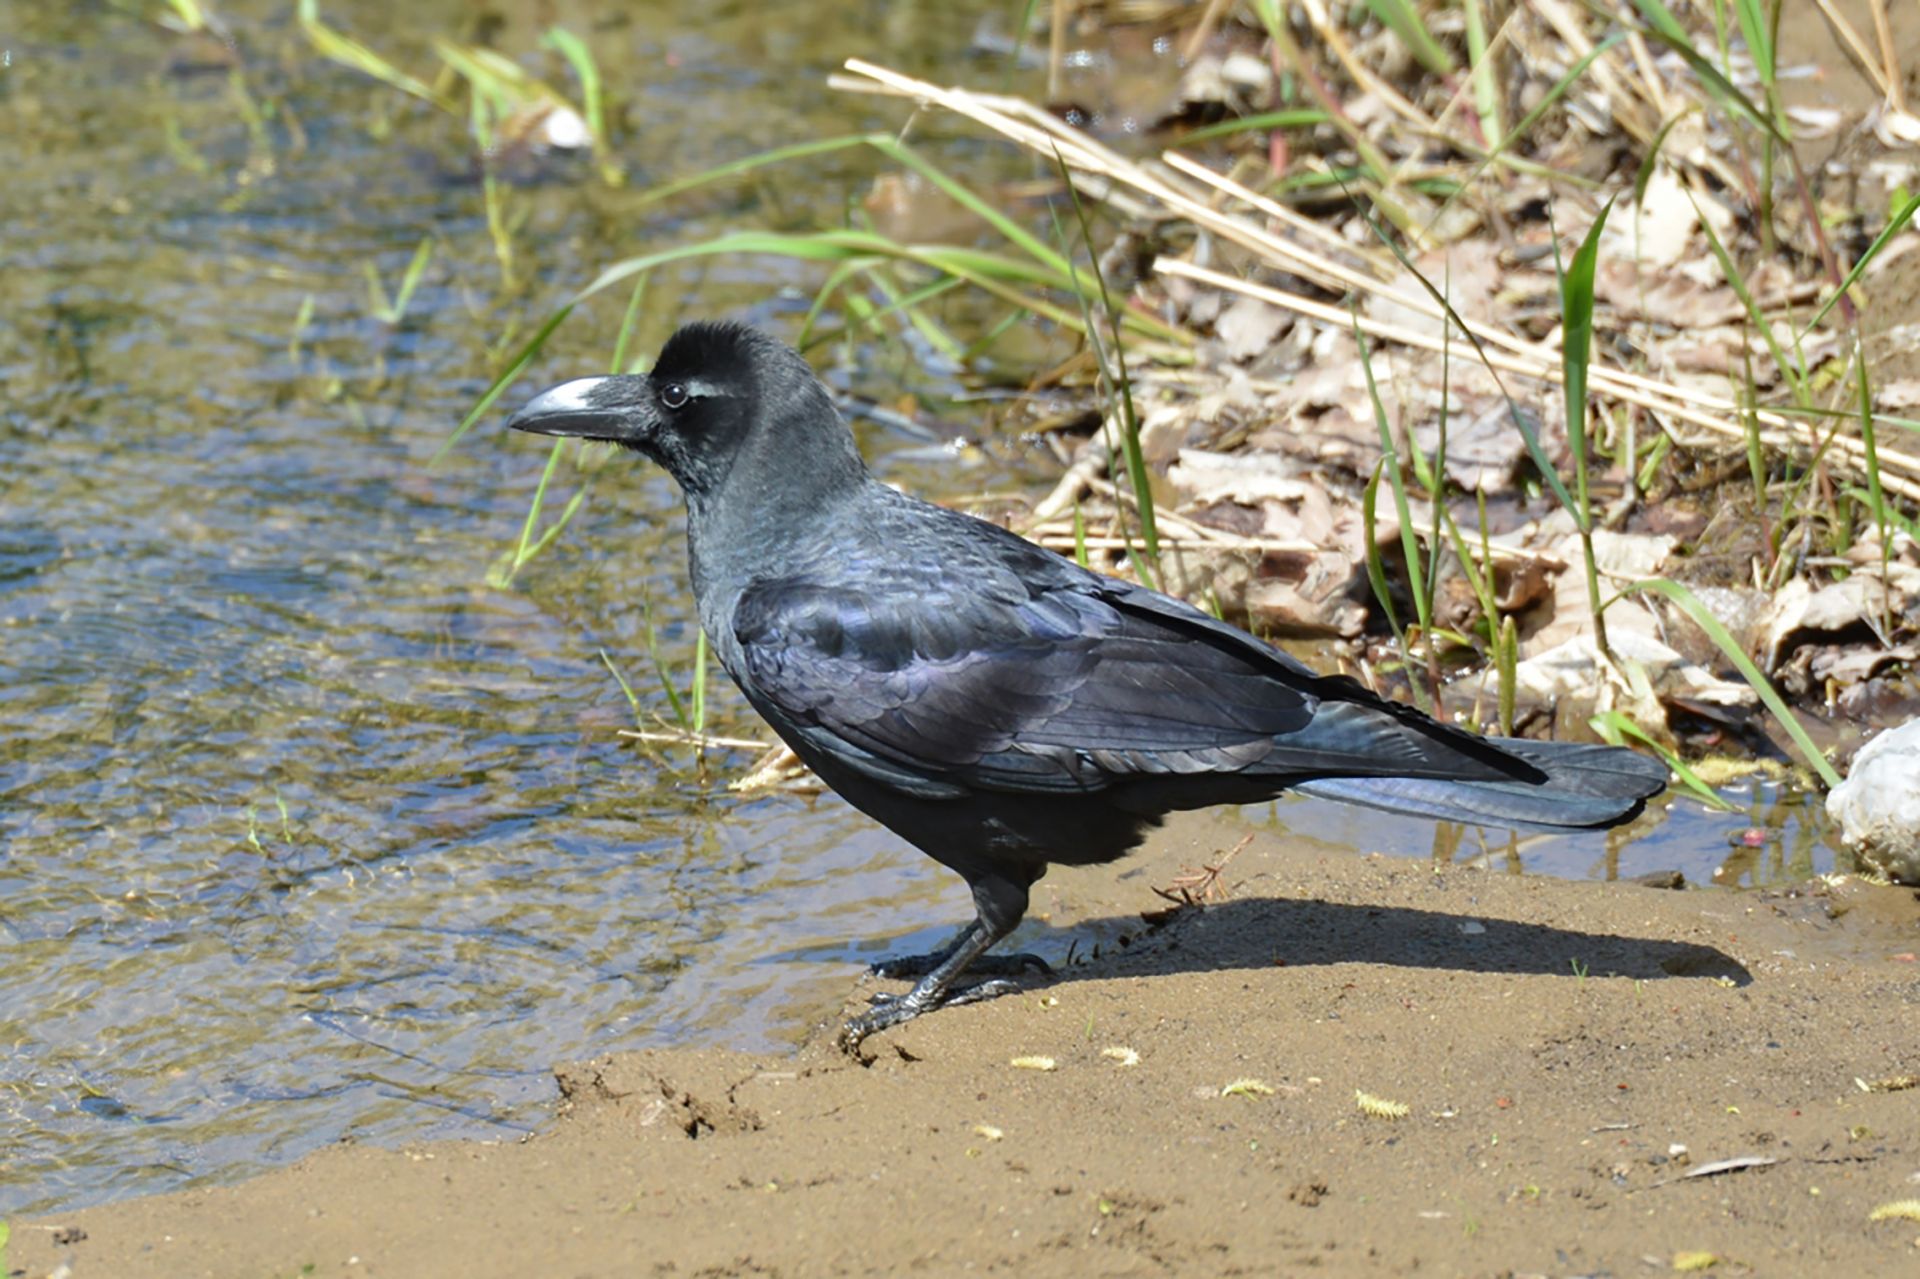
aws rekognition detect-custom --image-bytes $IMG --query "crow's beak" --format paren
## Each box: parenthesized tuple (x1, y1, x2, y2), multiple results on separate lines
(507, 377, 637, 442)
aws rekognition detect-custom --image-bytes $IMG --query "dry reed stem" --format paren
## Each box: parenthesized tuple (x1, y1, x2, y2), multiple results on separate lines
(1869, 0, 1904, 111)
(1814, 0, 1894, 99)
(1386, 4, 1526, 193)
(1159, 151, 1390, 271)
(1529, 0, 1654, 143)
(837, 59, 1374, 293)
(1622, 23, 1673, 121)
(619, 728, 776, 751)
(1178, 0, 1234, 65)
(1297, 0, 1433, 134)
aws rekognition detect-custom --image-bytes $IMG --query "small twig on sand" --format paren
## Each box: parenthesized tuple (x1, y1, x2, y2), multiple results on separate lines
(1152, 833, 1255, 907)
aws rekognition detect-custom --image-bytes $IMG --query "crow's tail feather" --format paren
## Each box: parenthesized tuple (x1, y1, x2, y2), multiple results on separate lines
(1296, 739, 1669, 832)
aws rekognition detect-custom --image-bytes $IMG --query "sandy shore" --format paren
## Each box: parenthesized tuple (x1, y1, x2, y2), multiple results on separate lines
(15, 809, 1920, 1277)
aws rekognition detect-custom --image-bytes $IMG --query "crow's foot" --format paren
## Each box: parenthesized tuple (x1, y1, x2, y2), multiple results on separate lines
(866, 977, 1025, 1011)
(838, 977, 1025, 1051)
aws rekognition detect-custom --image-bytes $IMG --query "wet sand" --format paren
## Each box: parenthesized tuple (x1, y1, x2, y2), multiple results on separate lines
(14, 809, 1920, 1277)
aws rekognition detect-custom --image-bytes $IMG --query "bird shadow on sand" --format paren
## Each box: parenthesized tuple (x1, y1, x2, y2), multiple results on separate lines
(826, 893, 1751, 993)
(1078, 895, 1749, 985)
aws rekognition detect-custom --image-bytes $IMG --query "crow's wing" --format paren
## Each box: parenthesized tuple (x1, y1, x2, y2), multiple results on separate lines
(731, 568, 1533, 798)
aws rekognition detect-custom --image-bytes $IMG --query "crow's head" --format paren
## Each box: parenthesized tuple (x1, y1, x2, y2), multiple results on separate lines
(508, 321, 858, 500)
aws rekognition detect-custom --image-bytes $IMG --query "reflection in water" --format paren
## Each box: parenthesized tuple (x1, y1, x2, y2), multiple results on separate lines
(0, 0, 1843, 1217)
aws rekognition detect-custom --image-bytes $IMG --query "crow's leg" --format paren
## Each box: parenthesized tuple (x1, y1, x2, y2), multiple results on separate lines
(839, 869, 1044, 1051)
(870, 920, 1049, 981)
(867, 920, 976, 979)
(838, 913, 1016, 1050)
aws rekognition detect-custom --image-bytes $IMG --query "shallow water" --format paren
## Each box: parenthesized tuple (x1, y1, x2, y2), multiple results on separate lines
(0, 1, 1846, 1217)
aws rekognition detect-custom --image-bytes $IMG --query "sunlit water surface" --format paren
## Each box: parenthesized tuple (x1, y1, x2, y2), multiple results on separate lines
(0, 1, 1845, 1215)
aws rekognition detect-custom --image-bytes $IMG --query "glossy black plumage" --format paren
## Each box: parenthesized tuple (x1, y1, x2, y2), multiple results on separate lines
(508, 321, 1669, 1048)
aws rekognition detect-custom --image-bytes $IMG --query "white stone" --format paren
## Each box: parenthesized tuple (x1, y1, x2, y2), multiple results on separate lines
(1827, 718, 1920, 885)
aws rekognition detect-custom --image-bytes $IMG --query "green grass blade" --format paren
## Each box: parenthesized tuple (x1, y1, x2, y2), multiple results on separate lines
(1855, 338, 1892, 615)
(1731, 0, 1775, 85)
(515, 438, 567, 564)
(162, 0, 210, 30)
(1589, 710, 1727, 811)
(959, 305, 1033, 362)
(639, 601, 691, 729)
(798, 258, 873, 347)
(1354, 317, 1429, 635)
(572, 229, 1179, 349)
(1800, 190, 1920, 337)
(1496, 614, 1517, 736)
(541, 27, 603, 135)
(690, 630, 709, 734)
(1351, 195, 1581, 518)
(390, 235, 434, 322)
(496, 436, 590, 586)
(859, 261, 967, 362)
(1362, 458, 1406, 647)
(1632, 0, 1689, 44)
(1688, 189, 1807, 406)
(1462, 0, 1502, 147)
(600, 649, 641, 715)
(1002, 0, 1044, 89)
(1631, 113, 1688, 211)
(363, 260, 394, 324)
(513, 485, 587, 568)
(540, 26, 620, 183)
(1560, 197, 1613, 530)
(1437, 504, 1495, 629)
(298, 0, 450, 109)
(803, 272, 967, 351)
(610, 269, 650, 373)
(434, 303, 574, 462)
(1366, 0, 1455, 77)
(867, 136, 1077, 282)
(1124, 543, 1159, 593)
(1629, 1, 1784, 142)
(1479, 33, 1624, 183)
(1846, 487, 1920, 539)
(433, 39, 530, 122)
(1052, 145, 1158, 564)
(635, 134, 882, 208)
(288, 293, 315, 362)
(1613, 578, 1842, 788)
(1176, 109, 1329, 144)
(1559, 197, 1615, 651)
(573, 230, 882, 301)
(1250, 0, 1398, 214)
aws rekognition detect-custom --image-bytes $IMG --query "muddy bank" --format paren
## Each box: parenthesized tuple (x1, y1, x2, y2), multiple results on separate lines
(14, 810, 1919, 1277)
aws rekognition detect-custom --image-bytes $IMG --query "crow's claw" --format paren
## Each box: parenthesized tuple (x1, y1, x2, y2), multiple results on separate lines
(865, 976, 1023, 1010)
(841, 976, 1026, 1051)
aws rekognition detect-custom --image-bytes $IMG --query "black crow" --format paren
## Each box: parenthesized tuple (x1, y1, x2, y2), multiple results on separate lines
(508, 321, 1668, 1049)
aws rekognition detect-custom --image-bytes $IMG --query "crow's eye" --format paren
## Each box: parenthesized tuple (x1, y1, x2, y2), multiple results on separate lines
(660, 382, 689, 410)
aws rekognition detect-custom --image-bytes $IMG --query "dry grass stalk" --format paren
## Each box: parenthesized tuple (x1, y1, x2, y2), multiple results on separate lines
(1869, 0, 1903, 109)
(1528, 0, 1655, 143)
(831, 58, 1920, 499)
(1296, 0, 1432, 134)
(1155, 257, 1920, 505)
(1814, 0, 1893, 100)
